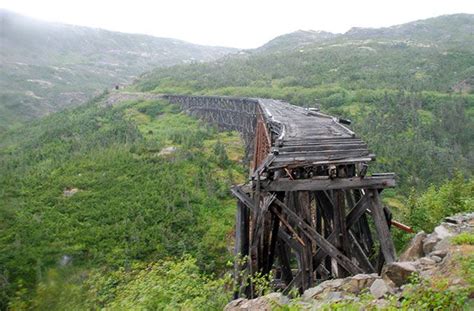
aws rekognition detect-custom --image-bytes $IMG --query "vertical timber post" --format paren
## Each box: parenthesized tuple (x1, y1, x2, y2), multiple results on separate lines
(368, 189, 396, 264)
(234, 200, 249, 298)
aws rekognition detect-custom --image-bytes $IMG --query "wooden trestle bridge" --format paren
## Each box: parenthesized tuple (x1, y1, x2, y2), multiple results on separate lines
(165, 95, 408, 298)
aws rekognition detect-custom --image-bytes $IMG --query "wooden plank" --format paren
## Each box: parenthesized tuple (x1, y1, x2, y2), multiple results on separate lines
(268, 157, 374, 169)
(279, 143, 368, 153)
(272, 151, 373, 164)
(262, 175, 396, 192)
(282, 138, 365, 146)
(276, 148, 370, 158)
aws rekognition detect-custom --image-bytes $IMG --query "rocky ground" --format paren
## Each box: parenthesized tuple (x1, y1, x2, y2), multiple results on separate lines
(225, 213, 474, 310)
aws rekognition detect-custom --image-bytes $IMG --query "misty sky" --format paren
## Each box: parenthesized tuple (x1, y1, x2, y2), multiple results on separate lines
(2, 0, 474, 48)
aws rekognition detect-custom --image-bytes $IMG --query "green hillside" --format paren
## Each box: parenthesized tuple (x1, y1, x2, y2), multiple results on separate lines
(0, 92, 245, 309)
(135, 14, 474, 192)
(0, 10, 236, 133)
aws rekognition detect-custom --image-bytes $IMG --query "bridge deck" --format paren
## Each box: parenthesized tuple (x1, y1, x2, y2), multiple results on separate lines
(258, 99, 373, 169)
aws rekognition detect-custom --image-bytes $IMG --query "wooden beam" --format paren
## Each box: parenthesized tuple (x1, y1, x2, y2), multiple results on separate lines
(271, 206, 306, 247)
(283, 271, 302, 295)
(368, 189, 396, 264)
(273, 199, 363, 275)
(333, 190, 350, 277)
(264, 212, 280, 274)
(348, 230, 375, 273)
(312, 192, 372, 272)
(230, 186, 255, 211)
(278, 228, 304, 253)
(277, 240, 293, 286)
(262, 175, 396, 192)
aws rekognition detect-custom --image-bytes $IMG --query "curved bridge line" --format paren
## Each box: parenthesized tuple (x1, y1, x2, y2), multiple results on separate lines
(164, 94, 399, 298)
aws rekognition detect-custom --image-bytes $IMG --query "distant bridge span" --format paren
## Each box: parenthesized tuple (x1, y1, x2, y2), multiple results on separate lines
(165, 94, 400, 298)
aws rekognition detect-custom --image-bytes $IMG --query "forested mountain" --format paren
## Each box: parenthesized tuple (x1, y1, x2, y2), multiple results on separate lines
(0, 10, 236, 133)
(136, 14, 474, 192)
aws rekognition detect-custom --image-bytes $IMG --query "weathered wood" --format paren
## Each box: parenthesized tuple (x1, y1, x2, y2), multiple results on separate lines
(279, 143, 368, 153)
(271, 151, 375, 165)
(235, 201, 250, 258)
(277, 240, 294, 286)
(274, 198, 363, 275)
(283, 271, 302, 295)
(230, 186, 255, 211)
(276, 148, 371, 159)
(368, 190, 396, 264)
(262, 175, 396, 192)
(264, 212, 280, 274)
(312, 192, 372, 273)
(345, 194, 371, 228)
(348, 230, 375, 273)
(333, 190, 350, 277)
(271, 205, 306, 247)
(233, 200, 250, 299)
(278, 227, 304, 253)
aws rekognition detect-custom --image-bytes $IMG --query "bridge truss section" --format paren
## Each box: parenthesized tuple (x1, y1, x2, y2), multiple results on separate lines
(234, 98, 398, 298)
(165, 95, 399, 298)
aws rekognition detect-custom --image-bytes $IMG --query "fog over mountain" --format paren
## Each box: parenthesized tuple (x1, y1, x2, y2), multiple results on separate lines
(0, 9, 236, 132)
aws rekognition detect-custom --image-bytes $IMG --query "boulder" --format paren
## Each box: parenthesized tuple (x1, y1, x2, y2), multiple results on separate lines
(423, 233, 440, 255)
(324, 291, 345, 302)
(302, 285, 325, 300)
(434, 225, 453, 239)
(341, 274, 378, 293)
(370, 278, 390, 299)
(433, 238, 451, 253)
(431, 255, 442, 263)
(224, 293, 289, 311)
(224, 298, 246, 311)
(430, 249, 448, 259)
(382, 262, 418, 287)
(302, 278, 345, 300)
(418, 257, 436, 266)
(399, 231, 427, 261)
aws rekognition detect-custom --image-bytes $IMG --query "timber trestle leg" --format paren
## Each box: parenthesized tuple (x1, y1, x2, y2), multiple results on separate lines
(232, 182, 396, 298)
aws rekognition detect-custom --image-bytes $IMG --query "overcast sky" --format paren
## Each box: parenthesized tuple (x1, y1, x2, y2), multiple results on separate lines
(1, 0, 473, 49)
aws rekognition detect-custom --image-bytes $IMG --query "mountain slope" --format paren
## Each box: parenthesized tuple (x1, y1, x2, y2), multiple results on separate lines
(255, 30, 337, 53)
(137, 14, 474, 93)
(134, 14, 474, 191)
(0, 10, 236, 132)
(0, 91, 245, 308)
